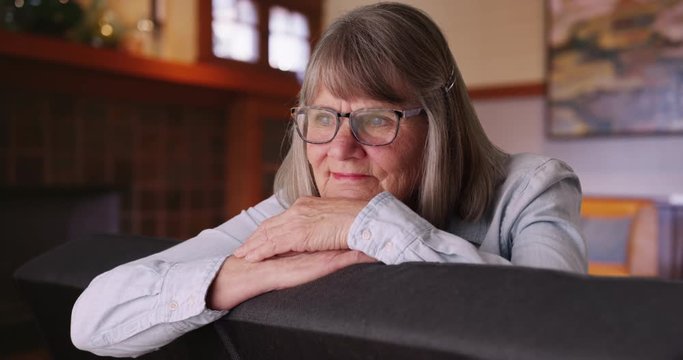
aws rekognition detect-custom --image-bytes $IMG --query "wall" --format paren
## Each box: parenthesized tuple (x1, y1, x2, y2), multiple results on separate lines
(79, 0, 197, 63)
(323, 0, 683, 198)
(474, 97, 683, 198)
(75, 0, 683, 198)
(323, 0, 544, 87)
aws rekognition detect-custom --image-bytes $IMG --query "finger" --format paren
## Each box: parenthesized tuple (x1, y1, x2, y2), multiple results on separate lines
(329, 250, 378, 269)
(234, 237, 259, 257)
(233, 245, 246, 257)
(242, 218, 304, 261)
(244, 236, 283, 262)
(274, 251, 299, 258)
(234, 226, 270, 257)
(235, 209, 294, 257)
(264, 251, 376, 291)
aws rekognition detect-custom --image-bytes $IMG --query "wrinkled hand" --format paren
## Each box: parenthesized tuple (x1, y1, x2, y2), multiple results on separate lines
(208, 250, 376, 310)
(233, 197, 367, 262)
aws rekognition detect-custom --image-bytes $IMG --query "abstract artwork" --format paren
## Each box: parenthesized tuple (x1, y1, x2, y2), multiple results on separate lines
(547, 0, 683, 137)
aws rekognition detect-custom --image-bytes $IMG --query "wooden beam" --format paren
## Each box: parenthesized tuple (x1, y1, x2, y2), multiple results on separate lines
(0, 30, 299, 98)
(468, 82, 546, 100)
(1, 30, 548, 101)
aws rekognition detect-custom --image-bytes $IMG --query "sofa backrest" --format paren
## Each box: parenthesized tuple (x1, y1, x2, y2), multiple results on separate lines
(14, 234, 229, 360)
(221, 262, 683, 360)
(14, 234, 683, 359)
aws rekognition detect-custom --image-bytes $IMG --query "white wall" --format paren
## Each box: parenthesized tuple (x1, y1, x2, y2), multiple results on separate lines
(324, 0, 683, 198)
(474, 97, 683, 197)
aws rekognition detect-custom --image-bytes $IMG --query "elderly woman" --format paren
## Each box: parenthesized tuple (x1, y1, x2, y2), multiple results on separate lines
(72, 2, 586, 357)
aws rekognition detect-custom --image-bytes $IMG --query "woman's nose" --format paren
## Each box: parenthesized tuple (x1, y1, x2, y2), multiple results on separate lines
(327, 119, 365, 159)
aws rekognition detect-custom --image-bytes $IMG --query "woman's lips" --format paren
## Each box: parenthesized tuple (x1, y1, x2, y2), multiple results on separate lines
(331, 172, 371, 181)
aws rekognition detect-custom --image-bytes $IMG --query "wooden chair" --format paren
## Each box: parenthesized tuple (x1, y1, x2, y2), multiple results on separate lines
(581, 197, 658, 277)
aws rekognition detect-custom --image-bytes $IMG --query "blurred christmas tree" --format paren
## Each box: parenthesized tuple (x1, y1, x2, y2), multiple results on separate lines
(0, 0, 83, 37)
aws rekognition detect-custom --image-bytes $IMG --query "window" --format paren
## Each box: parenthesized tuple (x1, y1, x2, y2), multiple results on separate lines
(199, 0, 321, 78)
(211, 0, 259, 62)
(268, 6, 310, 75)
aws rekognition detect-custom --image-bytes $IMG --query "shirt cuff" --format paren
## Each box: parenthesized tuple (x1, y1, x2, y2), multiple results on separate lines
(157, 255, 229, 328)
(348, 192, 434, 264)
(94, 256, 229, 348)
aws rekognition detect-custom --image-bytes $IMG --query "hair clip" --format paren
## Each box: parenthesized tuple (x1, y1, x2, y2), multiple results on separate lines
(444, 69, 456, 93)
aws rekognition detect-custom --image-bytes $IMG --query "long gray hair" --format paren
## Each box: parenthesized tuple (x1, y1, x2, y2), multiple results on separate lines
(274, 2, 507, 228)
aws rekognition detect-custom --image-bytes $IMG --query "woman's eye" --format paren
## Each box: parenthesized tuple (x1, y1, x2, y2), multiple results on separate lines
(314, 114, 334, 126)
(366, 116, 390, 127)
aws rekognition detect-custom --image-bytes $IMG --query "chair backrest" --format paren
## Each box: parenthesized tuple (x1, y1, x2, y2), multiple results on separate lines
(581, 197, 658, 277)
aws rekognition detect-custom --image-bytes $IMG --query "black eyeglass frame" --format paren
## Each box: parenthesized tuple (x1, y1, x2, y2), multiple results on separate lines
(290, 106, 425, 146)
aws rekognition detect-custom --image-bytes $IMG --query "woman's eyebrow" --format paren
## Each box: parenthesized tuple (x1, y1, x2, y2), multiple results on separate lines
(310, 99, 403, 111)
(309, 104, 339, 112)
(350, 101, 402, 109)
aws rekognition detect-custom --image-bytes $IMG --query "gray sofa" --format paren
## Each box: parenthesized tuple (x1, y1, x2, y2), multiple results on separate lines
(14, 234, 683, 359)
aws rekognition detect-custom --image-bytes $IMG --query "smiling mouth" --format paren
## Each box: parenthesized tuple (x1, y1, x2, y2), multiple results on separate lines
(331, 172, 371, 181)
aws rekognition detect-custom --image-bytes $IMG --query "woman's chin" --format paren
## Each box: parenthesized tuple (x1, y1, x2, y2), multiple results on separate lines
(320, 187, 381, 201)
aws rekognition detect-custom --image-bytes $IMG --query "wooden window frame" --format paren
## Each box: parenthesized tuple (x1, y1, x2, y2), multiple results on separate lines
(198, 0, 322, 74)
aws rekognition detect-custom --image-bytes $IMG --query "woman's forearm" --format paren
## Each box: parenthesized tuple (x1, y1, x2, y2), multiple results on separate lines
(207, 256, 275, 310)
(71, 246, 373, 357)
(71, 196, 286, 357)
(347, 189, 586, 273)
(70, 255, 228, 357)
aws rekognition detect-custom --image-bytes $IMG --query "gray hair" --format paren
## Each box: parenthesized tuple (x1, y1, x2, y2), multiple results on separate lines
(274, 2, 507, 228)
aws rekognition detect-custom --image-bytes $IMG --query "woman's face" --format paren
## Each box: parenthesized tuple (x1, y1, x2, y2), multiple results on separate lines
(306, 87, 428, 202)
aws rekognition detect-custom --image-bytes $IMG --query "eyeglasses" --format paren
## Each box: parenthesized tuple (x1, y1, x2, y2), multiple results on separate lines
(291, 106, 424, 146)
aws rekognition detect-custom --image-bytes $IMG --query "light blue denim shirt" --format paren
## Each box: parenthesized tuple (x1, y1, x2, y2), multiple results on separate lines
(71, 153, 587, 357)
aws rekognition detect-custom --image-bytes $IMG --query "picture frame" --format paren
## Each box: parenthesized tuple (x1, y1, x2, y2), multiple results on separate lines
(546, 0, 683, 138)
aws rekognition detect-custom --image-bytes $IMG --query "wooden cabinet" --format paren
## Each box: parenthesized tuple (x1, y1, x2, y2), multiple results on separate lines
(261, 109, 292, 195)
(0, 29, 299, 237)
(224, 96, 294, 215)
(0, 25, 308, 351)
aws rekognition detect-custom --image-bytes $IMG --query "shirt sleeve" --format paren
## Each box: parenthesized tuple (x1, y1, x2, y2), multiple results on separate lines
(504, 159, 587, 273)
(71, 196, 285, 358)
(348, 192, 514, 266)
(347, 160, 587, 273)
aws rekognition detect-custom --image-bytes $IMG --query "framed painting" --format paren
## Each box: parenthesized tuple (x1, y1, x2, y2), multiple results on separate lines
(547, 0, 683, 137)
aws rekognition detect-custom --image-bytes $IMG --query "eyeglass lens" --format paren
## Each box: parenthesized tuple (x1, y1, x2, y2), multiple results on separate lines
(295, 108, 400, 146)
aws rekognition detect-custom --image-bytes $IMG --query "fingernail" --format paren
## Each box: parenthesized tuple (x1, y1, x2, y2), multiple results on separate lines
(245, 254, 258, 262)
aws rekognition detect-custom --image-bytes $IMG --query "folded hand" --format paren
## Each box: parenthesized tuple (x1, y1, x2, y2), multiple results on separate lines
(233, 196, 367, 262)
(208, 250, 376, 310)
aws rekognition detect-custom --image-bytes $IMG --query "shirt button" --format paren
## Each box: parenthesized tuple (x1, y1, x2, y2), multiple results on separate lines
(383, 242, 393, 251)
(361, 229, 372, 240)
(169, 301, 178, 310)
